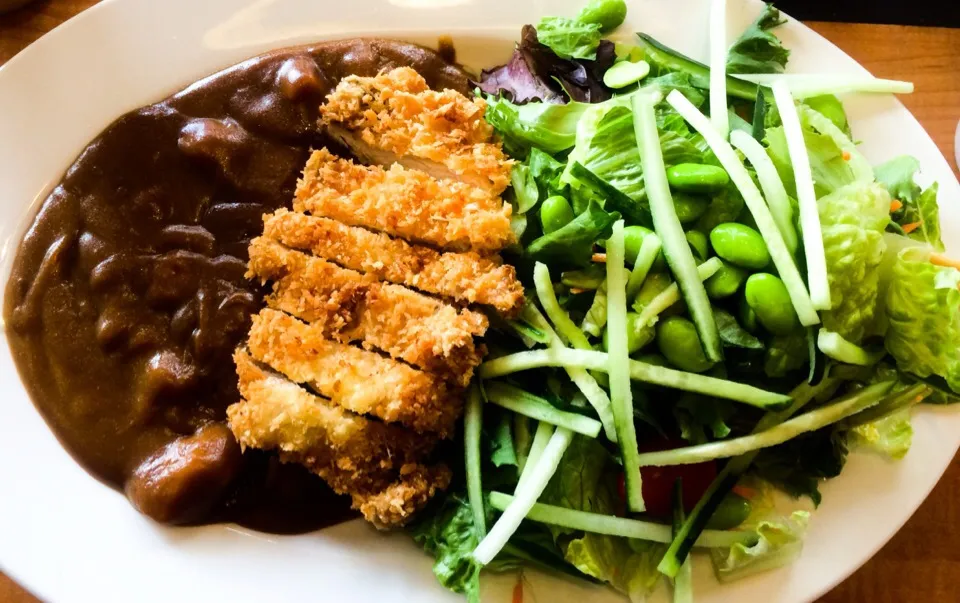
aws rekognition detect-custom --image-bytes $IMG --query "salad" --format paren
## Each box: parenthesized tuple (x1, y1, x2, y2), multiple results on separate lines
(410, 1, 957, 600)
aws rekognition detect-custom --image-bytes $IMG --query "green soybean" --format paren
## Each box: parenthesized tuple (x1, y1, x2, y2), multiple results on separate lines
(709, 223, 770, 269)
(666, 163, 731, 194)
(685, 230, 710, 263)
(656, 316, 714, 373)
(633, 272, 673, 310)
(673, 192, 710, 224)
(745, 273, 800, 336)
(603, 60, 650, 89)
(705, 493, 752, 530)
(739, 296, 759, 333)
(704, 260, 748, 300)
(540, 195, 574, 234)
(576, 0, 627, 32)
(623, 225, 666, 270)
(603, 312, 655, 354)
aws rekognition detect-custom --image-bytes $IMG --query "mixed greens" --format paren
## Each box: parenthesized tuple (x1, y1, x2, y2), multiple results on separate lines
(411, 1, 956, 600)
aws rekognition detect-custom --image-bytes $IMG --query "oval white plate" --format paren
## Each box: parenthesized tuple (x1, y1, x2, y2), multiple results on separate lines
(0, 1, 958, 602)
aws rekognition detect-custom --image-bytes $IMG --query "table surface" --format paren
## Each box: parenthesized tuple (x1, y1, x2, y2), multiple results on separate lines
(1, 2, 958, 602)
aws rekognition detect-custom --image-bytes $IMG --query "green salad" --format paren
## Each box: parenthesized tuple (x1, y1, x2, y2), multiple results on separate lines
(410, 1, 956, 600)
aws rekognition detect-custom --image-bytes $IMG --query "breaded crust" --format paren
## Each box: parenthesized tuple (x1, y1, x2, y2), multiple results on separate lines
(247, 308, 463, 436)
(294, 149, 514, 252)
(230, 351, 449, 526)
(262, 209, 524, 317)
(319, 66, 513, 194)
(248, 238, 487, 384)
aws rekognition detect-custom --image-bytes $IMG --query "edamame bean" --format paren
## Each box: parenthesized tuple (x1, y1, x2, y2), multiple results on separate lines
(685, 230, 710, 263)
(656, 316, 714, 373)
(704, 260, 748, 299)
(576, 0, 627, 32)
(744, 273, 799, 336)
(623, 225, 666, 270)
(540, 195, 574, 234)
(603, 60, 650, 89)
(709, 223, 770, 269)
(705, 493, 752, 530)
(666, 163, 730, 194)
(603, 312, 655, 354)
(739, 296, 759, 333)
(633, 272, 672, 309)
(673, 192, 710, 224)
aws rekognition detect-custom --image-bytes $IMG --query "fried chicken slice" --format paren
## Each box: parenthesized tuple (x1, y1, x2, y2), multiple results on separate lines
(229, 351, 449, 527)
(247, 308, 463, 436)
(262, 209, 524, 317)
(294, 149, 514, 252)
(248, 238, 487, 384)
(320, 66, 513, 195)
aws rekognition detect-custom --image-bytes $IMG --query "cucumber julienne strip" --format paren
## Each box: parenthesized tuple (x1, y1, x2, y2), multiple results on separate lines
(636, 257, 722, 327)
(473, 427, 574, 565)
(464, 384, 486, 536)
(729, 129, 798, 253)
(709, 0, 729, 138)
(732, 73, 914, 98)
(672, 481, 694, 603)
(817, 329, 885, 366)
(626, 232, 662, 301)
(516, 421, 554, 493)
(486, 492, 753, 548)
(513, 414, 532, 474)
(527, 277, 618, 441)
(668, 91, 819, 327)
(839, 383, 931, 429)
(636, 381, 895, 467)
(484, 381, 602, 438)
(606, 221, 644, 512)
(633, 92, 723, 361)
(479, 347, 791, 410)
(772, 81, 832, 311)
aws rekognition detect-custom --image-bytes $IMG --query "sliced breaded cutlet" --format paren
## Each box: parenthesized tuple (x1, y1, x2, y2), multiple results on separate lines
(247, 308, 463, 437)
(262, 209, 525, 316)
(229, 350, 450, 528)
(319, 66, 513, 195)
(248, 237, 488, 384)
(295, 148, 514, 252)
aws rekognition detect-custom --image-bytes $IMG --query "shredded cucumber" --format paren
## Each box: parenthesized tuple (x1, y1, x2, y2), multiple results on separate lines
(517, 421, 555, 493)
(636, 257, 723, 327)
(626, 232, 662, 301)
(464, 384, 486, 536)
(732, 73, 914, 98)
(817, 329, 885, 366)
(484, 381, 602, 437)
(709, 0, 729, 138)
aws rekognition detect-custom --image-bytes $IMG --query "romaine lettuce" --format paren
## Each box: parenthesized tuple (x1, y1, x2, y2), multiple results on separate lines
(537, 17, 603, 60)
(726, 3, 790, 75)
(710, 511, 810, 582)
(849, 409, 913, 460)
(885, 248, 960, 393)
(875, 155, 944, 251)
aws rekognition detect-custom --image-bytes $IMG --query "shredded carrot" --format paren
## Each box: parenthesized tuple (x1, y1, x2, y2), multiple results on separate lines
(890, 200, 903, 213)
(512, 575, 524, 603)
(569, 287, 587, 295)
(901, 221, 922, 234)
(592, 253, 607, 263)
(842, 151, 851, 161)
(732, 485, 757, 500)
(930, 253, 960, 271)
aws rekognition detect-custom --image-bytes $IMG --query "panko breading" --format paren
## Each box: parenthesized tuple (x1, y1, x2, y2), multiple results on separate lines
(262, 209, 525, 316)
(320, 66, 513, 194)
(294, 149, 514, 252)
(248, 308, 463, 436)
(248, 238, 488, 383)
(229, 351, 448, 526)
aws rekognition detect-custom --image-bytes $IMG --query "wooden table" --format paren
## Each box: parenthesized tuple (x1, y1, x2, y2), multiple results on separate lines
(1, 2, 958, 602)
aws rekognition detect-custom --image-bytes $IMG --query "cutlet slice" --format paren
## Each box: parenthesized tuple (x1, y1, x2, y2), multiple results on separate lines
(320, 66, 513, 195)
(294, 149, 514, 252)
(230, 351, 449, 527)
(247, 308, 463, 436)
(248, 238, 487, 384)
(262, 209, 524, 316)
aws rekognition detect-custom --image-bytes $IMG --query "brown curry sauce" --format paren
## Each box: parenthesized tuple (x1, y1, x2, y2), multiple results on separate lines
(3, 38, 467, 532)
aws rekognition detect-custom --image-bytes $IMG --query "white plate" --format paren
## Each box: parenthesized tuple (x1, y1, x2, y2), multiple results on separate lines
(0, 1, 957, 602)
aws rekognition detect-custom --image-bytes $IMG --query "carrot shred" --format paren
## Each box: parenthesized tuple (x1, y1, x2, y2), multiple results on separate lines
(569, 287, 587, 295)
(890, 200, 903, 212)
(930, 253, 960, 271)
(842, 151, 852, 161)
(592, 253, 607, 263)
(901, 221, 922, 234)
(732, 485, 757, 500)
(512, 575, 524, 603)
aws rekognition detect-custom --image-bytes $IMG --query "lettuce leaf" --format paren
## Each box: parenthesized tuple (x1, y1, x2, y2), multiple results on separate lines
(875, 155, 944, 251)
(485, 95, 589, 156)
(710, 511, 810, 582)
(409, 496, 484, 602)
(537, 17, 603, 60)
(526, 199, 620, 267)
(818, 181, 892, 343)
(885, 248, 960, 393)
(752, 427, 848, 506)
(726, 3, 790, 74)
(849, 409, 913, 460)
(540, 436, 665, 600)
(764, 332, 808, 378)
